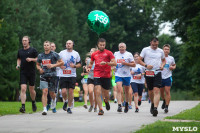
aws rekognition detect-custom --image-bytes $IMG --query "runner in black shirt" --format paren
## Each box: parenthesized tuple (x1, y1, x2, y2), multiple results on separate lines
(16, 36, 38, 113)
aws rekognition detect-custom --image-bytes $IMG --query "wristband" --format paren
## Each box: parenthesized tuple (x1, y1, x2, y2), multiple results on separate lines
(74, 65, 76, 68)
(145, 64, 147, 68)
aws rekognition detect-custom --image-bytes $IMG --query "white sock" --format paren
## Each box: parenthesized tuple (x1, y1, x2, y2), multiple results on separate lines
(43, 107, 47, 111)
(65, 99, 68, 103)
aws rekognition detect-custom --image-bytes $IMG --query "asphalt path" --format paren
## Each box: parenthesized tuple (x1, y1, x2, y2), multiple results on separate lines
(0, 101, 199, 133)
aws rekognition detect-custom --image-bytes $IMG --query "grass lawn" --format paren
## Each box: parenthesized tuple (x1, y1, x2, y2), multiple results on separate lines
(0, 101, 85, 116)
(166, 103, 200, 121)
(135, 103, 200, 133)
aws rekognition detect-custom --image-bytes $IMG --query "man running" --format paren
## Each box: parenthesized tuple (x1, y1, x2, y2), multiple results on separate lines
(87, 38, 116, 115)
(16, 36, 38, 113)
(139, 37, 166, 117)
(36, 41, 63, 115)
(160, 44, 176, 113)
(114, 42, 135, 113)
(59, 40, 81, 114)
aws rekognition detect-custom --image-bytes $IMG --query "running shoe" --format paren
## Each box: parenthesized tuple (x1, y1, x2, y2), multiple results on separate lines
(42, 110, 47, 115)
(94, 108, 97, 112)
(51, 99, 56, 109)
(104, 100, 110, 111)
(88, 106, 93, 112)
(152, 108, 158, 117)
(138, 100, 141, 106)
(161, 100, 165, 109)
(19, 107, 25, 113)
(63, 102, 68, 111)
(83, 105, 88, 109)
(164, 108, 168, 113)
(128, 105, 132, 109)
(67, 108, 72, 114)
(98, 109, 104, 115)
(135, 108, 139, 113)
(124, 105, 129, 113)
(102, 102, 105, 107)
(117, 106, 122, 112)
(46, 104, 51, 111)
(32, 102, 37, 112)
(150, 107, 153, 114)
(52, 108, 57, 113)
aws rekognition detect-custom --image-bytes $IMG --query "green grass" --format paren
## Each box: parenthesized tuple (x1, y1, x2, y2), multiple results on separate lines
(135, 121, 200, 133)
(135, 103, 200, 133)
(0, 101, 85, 116)
(166, 103, 200, 121)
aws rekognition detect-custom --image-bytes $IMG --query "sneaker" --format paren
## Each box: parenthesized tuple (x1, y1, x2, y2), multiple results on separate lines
(46, 104, 51, 111)
(83, 105, 88, 109)
(114, 99, 117, 103)
(67, 108, 72, 114)
(94, 108, 97, 112)
(161, 100, 165, 109)
(152, 108, 158, 117)
(51, 99, 56, 109)
(63, 102, 68, 111)
(52, 108, 57, 113)
(135, 108, 139, 113)
(128, 105, 132, 109)
(102, 102, 105, 107)
(164, 108, 168, 113)
(88, 106, 93, 112)
(42, 110, 47, 115)
(98, 109, 104, 115)
(104, 100, 110, 111)
(150, 107, 153, 114)
(138, 100, 141, 106)
(32, 102, 37, 112)
(124, 105, 129, 113)
(19, 107, 25, 113)
(117, 106, 122, 112)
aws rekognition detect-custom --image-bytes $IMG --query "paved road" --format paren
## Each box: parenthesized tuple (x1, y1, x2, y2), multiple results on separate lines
(0, 101, 199, 133)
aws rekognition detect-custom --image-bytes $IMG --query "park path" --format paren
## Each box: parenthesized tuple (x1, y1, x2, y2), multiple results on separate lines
(0, 101, 199, 133)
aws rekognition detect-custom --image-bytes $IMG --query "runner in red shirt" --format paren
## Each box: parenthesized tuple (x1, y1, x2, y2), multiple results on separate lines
(87, 38, 117, 115)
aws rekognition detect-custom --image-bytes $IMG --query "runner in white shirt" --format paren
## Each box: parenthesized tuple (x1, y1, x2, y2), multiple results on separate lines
(114, 42, 135, 113)
(58, 40, 81, 114)
(160, 44, 176, 113)
(139, 37, 166, 117)
(130, 52, 145, 113)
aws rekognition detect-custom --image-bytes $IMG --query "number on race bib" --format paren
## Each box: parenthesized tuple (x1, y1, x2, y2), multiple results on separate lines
(117, 59, 125, 63)
(133, 76, 142, 80)
(63, 70, 71, 74)
(42, 59, 51, 66)
(145, 71, 155, 77)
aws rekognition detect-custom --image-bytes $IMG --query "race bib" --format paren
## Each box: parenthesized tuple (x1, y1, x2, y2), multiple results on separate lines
(133, 75, 142, 80)
(145, 71, 155, 77)
(117, 59, 125, 63)
(42, 59, 51, 66)
(63, 70, 71, 74)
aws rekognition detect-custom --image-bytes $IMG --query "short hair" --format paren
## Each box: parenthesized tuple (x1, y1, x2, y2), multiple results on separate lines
(97, 38, 106, 44)
(118, 42, 126, 47)
(134, 52, 140, 56)
(22, 36, 31, 43)
(151, 37, 159, 42)
(44, 40, 51, 44)
(163, 44, 171, 49)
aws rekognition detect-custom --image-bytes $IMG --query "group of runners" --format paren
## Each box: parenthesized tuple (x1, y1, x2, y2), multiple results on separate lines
(17, 36, 176, 117)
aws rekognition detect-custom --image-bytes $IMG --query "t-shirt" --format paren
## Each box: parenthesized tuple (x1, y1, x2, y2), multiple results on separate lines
(114, 51, 134, 77)
(162, 55, 175, 79)
(74, 86, 80, 97)
(91, 49, 115, 78)
(37, 51, 61, 78)
(17, 47, 38, 74)
(87, 58, 95, 79)
(140, 46, 165, 70)
(58, 50, 81, 77)
(130, 64, 145, 84)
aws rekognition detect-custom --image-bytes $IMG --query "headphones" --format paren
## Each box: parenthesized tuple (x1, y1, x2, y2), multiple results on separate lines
(28, 37, 31, 44)
(72, 40, 75, 46)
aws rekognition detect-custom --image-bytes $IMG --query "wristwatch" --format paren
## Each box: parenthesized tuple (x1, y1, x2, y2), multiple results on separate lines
(145, 64, 147, 68)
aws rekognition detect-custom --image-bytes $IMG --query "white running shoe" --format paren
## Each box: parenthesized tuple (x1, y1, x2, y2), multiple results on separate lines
(42, 109, 47, 115)
(51, 98, 57, 109)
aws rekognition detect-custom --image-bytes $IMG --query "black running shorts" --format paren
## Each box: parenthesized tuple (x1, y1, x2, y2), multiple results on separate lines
(87, 78, 94, 85)
(59, 77, 76, 89)
(145, 72, 162, 91)
(20, 73, 36, 86)
(94, 78, 111, 90)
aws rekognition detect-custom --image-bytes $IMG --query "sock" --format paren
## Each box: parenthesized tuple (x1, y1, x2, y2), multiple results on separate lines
(151, 103, 154, 109)
(154, 107, 157, 110)
(43, 107, 47, 111)
(32, 100, 35, 104)
(65, 99, 68, 103)
(118, 104, 121, 107)
(22, 104, 25, 109)
(166, 105, 168, 109)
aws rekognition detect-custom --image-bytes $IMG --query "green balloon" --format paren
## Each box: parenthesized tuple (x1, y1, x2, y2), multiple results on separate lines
(87, 10, 110, 35)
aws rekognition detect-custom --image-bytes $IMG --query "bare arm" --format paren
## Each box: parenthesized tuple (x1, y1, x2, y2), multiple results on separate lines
(138, 57, 153, 70)
(36, 62, 44, 74)
(26, 57, 38, 62)
(169, 64, 176, 70)
(106, 58, 117, 66)
(121, 61, 136, 67)
(16, 58, 21, 70)
(160, 58, 166, 70)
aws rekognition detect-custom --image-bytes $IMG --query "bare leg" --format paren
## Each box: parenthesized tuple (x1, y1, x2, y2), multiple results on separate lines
(88, 84, 94, 106)
(153, 87, 160, 108)
(68, 88, 74, 107)
(165, 86, 171, 106)
(42, 88, 48, 107)
(124, 86, 130, 103)
(113, 85, 117, 100)
(134, 93, 139, 108)
(160, 87, 165, 100)
(20, 84, 27, 104)
(129, 87, 133, 106)
(29, 85, 36, 101)
(83, 84, 88, 105)
(62, 88, 67, 101)
(116, 82, 123, 104)
(95, 85, 102, 110)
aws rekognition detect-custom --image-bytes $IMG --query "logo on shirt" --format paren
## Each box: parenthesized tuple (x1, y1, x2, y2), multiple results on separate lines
(64, 56, 75, 68)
